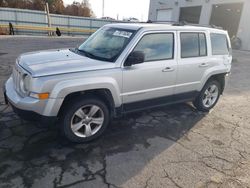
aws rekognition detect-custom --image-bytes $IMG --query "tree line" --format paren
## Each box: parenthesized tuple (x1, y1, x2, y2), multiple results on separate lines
(0, 0, 94, 17)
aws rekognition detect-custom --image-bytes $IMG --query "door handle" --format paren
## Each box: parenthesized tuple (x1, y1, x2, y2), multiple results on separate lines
(162, 67, 175, 72)
(199, 63, 209, 68)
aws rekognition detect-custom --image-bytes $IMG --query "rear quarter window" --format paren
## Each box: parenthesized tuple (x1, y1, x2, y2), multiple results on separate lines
(210, 33, 229, 55)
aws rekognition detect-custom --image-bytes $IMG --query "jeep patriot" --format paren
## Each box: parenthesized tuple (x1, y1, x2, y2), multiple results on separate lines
(4, 23, 232, 142)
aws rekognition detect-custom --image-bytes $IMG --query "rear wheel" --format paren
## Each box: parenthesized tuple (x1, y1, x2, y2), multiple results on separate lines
(193, 80, 221, 112)
(60, 96, 110, 143)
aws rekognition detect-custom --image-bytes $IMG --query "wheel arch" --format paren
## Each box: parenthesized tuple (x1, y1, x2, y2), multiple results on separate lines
(58, 88, 117, 118)
(201, 73, 227, 94)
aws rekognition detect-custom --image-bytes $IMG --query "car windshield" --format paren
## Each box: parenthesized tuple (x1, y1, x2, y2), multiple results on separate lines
(78, 27, 136, 62)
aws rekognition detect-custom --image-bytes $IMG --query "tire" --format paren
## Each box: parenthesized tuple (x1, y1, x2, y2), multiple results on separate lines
(193, 80, 221, 112)
(59, 96, 110, 143)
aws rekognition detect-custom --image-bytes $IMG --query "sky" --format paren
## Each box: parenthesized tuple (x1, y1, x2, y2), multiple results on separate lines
(63, 0, 150, 21)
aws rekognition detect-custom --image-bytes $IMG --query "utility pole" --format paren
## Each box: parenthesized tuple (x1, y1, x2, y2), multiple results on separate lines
(45, 1, 52, 36)
(102, 0, 105, 17)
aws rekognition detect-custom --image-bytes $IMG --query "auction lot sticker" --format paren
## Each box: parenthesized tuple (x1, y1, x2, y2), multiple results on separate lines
(113, 30, 132, 38)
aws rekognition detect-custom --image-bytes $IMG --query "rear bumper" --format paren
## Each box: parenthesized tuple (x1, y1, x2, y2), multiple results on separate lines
(223, 72, 231, 93)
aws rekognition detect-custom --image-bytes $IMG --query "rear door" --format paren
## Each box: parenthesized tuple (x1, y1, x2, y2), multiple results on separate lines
(175, 31, 210, 95)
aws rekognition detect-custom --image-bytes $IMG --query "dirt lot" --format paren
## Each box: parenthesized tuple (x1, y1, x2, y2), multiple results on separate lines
(0, 36, 250, 188)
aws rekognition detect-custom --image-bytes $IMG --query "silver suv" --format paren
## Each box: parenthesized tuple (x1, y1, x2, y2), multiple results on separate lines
(4, 23, 232, 142)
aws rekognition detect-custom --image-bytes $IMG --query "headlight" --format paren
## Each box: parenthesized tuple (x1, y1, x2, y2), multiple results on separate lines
(20, 74, 31, 94)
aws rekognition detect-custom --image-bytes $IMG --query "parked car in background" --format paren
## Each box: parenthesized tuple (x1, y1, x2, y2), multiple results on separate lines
(4, 23, 232, 143)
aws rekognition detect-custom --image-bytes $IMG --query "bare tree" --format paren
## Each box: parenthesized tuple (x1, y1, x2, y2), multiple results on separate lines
(64, 1, 93, 17)
(0, 0, 94, 17)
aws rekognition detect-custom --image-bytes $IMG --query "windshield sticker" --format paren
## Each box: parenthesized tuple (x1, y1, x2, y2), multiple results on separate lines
(113, 30, 132, 38)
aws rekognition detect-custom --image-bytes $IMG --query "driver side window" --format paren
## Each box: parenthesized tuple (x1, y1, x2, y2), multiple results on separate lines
(133, 33, 174, 62)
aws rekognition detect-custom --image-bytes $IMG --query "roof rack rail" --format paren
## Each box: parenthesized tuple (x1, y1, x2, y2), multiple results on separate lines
(146, 20, 223, 29)
(172, 21, 187, 26)
(146, 20, 180, 24)
(181, 22, 223, 29)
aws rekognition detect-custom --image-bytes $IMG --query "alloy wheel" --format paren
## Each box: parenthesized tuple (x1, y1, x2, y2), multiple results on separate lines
(70, 105, 104, 138)
(202, 84, 219, 108)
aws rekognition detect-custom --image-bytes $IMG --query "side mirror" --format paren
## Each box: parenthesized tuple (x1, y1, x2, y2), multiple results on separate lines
(124, 51, 145, 67)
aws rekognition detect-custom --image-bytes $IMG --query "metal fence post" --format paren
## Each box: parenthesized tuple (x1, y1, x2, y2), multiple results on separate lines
(68, 16, 70, 36)
(14, 10, 18, 34)
(90, 19, 92, 36)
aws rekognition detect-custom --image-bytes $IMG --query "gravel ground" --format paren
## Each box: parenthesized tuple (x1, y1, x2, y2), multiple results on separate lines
(0, 36, 250, 188)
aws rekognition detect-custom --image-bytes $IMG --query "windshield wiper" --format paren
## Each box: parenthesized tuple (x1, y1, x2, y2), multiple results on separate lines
(76, 48, 109, 62)
(76, 48, 98, 59)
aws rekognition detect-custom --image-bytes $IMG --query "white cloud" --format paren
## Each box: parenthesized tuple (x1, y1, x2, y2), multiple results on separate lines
(63, 0, 150, 21)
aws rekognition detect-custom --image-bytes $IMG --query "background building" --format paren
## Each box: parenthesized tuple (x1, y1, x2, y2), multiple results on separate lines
(148, 0, 250, 50)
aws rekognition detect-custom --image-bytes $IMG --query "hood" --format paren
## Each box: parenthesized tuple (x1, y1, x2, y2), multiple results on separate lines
(18, 49, 116, 77)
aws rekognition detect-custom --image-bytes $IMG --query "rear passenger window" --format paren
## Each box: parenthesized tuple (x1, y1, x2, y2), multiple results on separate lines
(133, 33, 174, 62)
(211, 33, 229, 55)
(181, 33, 207, 58)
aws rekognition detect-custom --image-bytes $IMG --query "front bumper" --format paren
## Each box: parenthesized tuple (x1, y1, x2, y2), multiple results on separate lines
(8, 100, 56, 123)
(4, 78, 57, 123)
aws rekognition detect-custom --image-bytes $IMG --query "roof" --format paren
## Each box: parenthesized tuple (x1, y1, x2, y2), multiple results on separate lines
(105, 23, 227, 34)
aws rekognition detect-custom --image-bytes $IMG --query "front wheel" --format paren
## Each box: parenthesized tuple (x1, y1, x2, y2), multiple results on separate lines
(193, 80, 221, 112)
(59, 97, 110, 143)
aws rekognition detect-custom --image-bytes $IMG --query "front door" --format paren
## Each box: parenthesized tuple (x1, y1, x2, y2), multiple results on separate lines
(122, 32, 177, 111)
